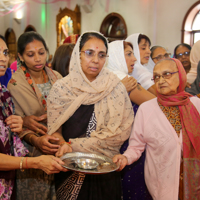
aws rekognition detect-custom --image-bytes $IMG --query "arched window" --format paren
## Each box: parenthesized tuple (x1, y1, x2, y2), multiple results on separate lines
(192, 11, 200, 43)
(56, 5, 81, 47)
(182, 1, 200, 45)
(100, 13, 127, 42)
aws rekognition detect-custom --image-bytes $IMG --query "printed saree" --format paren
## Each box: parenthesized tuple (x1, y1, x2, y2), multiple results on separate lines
(0, 83, 28, 200)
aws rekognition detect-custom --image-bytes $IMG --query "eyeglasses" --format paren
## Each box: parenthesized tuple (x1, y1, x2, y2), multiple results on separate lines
(81, 50, 108, 60)
(151, 71, 179, 82)
(176, 51, 190, 59)
(152, 53, 171, 61)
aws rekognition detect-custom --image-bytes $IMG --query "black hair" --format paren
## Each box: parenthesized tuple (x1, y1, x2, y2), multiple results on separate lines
(79, 32, 108, 53)
(17, 31, 49, 56)
(150, 46, 166, 58)
(0, 35, 6, 44)
(174, 43, 191, 58)
(123, 41, 133, 50)
(52, 43, 75, 77)
(138, 34, 151, 46)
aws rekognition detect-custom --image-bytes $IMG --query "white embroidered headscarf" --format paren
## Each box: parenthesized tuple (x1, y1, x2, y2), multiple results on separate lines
(126, 33, 154, 89)
(107, 40, 128, 80)
(47, 31, 134, 158)
(187, 40, 200, 84)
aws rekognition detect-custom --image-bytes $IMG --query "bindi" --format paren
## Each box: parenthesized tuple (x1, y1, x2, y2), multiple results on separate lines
(96, 47, 98, 49)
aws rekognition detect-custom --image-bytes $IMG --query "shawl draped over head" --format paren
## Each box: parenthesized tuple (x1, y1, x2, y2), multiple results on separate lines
(157, 58, 200, 199)
(47, 31, 134, 158)
(186, 61, 200, 95)
(126, 33, 154, 90)
(107, 40, 129, 80)
(187, 40, 200, 84)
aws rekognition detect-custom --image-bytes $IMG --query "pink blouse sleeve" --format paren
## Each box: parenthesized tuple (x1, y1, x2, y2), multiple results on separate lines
(123, 106, 147, 165)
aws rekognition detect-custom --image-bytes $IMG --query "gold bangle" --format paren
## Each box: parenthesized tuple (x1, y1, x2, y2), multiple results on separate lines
(20, 157, 25, 172)
(29, 134, 35, 146)
(59, 141, 71, 147)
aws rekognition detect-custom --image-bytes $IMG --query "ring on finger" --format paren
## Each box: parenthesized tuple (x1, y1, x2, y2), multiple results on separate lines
(35, 128, 40, 134)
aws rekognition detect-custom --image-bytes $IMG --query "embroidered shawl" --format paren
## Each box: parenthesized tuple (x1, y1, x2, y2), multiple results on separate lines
(7, 66, 62, 138)
(47, 31, 134, 158)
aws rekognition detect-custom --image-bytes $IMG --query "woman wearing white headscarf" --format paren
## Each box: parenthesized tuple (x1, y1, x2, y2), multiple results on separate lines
(107, 40, 154, 199)
(126, 33, 156, 95)
(107, 40, 155, 105)
(187, 40, 200, 84)
(47, 31, 134, 200)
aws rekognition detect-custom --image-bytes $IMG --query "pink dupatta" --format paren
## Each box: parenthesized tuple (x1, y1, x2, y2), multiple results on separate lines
(157, 58, 200, 199)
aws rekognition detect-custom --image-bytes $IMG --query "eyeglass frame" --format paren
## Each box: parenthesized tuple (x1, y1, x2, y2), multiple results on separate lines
(152, 53, 171, 61)
(176, 51, 190, 59)
(80, 49, 109, 60)
(151, 71, 179, 82)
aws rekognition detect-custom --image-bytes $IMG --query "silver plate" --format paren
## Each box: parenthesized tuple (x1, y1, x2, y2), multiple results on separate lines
(60, 152, 119, 174)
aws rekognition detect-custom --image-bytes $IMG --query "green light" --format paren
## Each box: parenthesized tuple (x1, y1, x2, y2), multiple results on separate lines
(41, 4, 46, 27)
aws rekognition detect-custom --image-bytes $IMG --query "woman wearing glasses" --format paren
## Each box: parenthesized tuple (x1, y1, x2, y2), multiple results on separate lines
(174, 43, 191, 74)
(151, 46, 171, 64)
(113, 58, 200, 200)
(47, 31, 134, 200)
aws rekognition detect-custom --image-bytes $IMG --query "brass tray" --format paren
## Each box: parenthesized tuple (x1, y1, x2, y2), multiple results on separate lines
(60, 152, 119, 174)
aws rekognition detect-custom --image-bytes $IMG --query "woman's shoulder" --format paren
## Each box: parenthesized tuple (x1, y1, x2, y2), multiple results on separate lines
(140, 97, 158, 109)
(7, 68, 24, 89)
(136, 98, 158, 117)
(50, 69, 63, 79)
(51, 74, 72, 89)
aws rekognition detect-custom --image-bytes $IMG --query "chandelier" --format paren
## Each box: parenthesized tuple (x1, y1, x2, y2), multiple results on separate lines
(0, 0, 26, 12)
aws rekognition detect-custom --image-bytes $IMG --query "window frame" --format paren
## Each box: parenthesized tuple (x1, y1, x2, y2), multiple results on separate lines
(182, 1, 200, 45)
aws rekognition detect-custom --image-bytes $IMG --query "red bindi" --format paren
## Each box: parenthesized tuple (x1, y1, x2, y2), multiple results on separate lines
(96, 47, 98, 49)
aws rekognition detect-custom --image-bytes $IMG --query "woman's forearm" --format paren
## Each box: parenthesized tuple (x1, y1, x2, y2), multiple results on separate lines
(129, 84, 156, 105)
(147, 84, 157, 96)
(0, 153, 67, 174)
(0, 153, 38, 171)
(24, 133, 38, 147)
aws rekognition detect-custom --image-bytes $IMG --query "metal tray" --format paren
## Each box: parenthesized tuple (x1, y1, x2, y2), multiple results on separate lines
(60, 152, 119, 174)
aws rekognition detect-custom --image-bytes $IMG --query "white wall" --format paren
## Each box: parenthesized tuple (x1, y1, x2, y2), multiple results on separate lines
(152, 0, 197, 53)
(0, 0, 198, 55)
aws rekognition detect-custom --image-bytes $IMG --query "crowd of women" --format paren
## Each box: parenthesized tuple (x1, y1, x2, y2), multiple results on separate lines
(0, 29, 200, 200)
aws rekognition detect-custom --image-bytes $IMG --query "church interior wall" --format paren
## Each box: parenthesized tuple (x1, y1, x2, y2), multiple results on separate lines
(0, 0, 198, 56)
